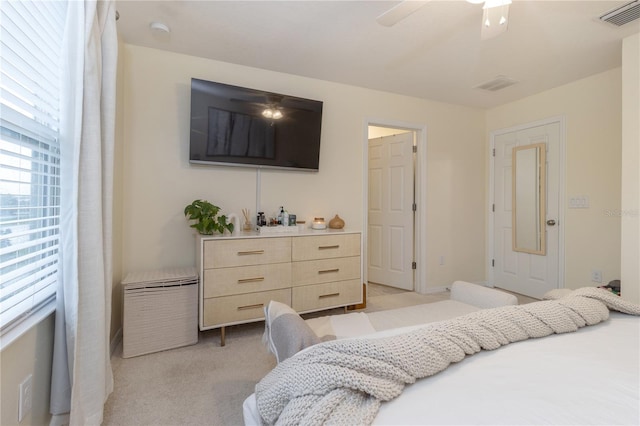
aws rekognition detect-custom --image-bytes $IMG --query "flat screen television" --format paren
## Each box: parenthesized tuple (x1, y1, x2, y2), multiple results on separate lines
(189, 78, 323, 171)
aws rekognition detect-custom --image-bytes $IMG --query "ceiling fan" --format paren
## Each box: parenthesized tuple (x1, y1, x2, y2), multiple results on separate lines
(377, 0, 513, 40)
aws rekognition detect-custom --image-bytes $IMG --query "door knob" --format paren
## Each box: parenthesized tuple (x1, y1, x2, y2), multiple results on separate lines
(546, 219, 556, 226)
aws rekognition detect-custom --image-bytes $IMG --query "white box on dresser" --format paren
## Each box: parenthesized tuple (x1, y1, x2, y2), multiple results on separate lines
(196, 229, 362, 345)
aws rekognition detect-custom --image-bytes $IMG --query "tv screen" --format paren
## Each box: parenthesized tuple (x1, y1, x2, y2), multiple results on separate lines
(189, 78, 323, 171)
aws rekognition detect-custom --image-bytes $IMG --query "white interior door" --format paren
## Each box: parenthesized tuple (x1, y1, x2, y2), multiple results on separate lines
(493, 122, 561, 299)
(368, 132, 415, 290)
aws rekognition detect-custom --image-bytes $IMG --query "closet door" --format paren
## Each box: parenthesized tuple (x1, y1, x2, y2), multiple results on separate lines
(368, 132, 415, 291)
(493, 122, 561, 299)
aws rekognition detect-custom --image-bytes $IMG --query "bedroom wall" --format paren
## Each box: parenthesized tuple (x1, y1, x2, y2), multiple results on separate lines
(486, 68, 623, 290)
(119, 44, 486, 294)
(0, 314, 54, 426)
(111, 38, 125, 343)
(621, 33, 639, 304)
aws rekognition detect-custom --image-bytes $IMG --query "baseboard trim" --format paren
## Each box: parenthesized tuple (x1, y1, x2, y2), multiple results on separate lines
(424, 286, 449, 294)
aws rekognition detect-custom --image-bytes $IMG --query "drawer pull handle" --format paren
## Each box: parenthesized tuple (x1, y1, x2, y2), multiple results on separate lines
(238, 250, 265, 255)
(318, 245, 340, 250)
(318, 268, 339, 274)
(319, 292, 340, 299)
(238, 277, 265, 283)
(237, 303, 264, 311)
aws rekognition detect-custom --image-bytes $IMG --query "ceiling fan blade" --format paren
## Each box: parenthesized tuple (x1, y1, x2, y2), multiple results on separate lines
(376, 0, 431, 27)
(481, 3, 510, 40)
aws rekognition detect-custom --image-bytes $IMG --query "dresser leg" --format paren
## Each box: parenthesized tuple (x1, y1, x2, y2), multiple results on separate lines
(220, 326, 226, 347)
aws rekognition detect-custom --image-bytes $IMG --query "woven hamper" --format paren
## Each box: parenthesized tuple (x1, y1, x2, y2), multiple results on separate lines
(122, 267, 198, 358)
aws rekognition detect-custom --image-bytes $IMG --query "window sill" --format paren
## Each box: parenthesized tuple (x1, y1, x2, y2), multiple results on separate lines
(0, 300, 56, 352)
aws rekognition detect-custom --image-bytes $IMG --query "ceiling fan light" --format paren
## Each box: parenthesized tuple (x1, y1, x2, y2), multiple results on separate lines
(481, 2, 510, 40)
(483, 0, 511, 9)
(262, 107, 283, 119)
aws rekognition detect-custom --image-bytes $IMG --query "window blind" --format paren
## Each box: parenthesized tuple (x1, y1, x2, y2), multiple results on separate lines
(0, 0, 66, 333)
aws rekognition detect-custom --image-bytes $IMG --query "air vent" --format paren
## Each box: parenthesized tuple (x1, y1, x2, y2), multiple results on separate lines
(474, 75, 518, 92)
(599, 0, 640, 26)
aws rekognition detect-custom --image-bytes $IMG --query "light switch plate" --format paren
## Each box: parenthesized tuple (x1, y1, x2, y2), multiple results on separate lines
(569, 195, 590, 209)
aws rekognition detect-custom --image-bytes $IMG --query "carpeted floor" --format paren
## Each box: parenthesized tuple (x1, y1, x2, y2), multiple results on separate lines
(104, 320, 273, 426)
(103, 284, 427, 425)
(102, 283, 532, 425)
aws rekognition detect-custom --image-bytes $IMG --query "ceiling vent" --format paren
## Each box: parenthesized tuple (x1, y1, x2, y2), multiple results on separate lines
(474, 75, 518, 92)
(599, 0, 640, 26)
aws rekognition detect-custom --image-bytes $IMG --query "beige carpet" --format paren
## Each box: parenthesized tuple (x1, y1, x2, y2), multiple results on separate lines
(105, 285, 524, 425)
(103, 321, 273, 426)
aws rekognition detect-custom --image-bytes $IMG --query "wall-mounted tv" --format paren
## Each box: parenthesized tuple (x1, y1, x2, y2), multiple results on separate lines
(189, 78, 323, 171)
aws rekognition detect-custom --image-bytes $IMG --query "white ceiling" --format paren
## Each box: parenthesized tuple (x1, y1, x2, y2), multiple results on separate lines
(115, 1, 640, 109)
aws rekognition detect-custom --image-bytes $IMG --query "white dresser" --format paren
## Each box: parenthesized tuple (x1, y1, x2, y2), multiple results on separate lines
(196, 229, 362, 345)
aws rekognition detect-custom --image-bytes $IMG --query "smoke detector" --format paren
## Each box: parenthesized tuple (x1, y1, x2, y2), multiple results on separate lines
(149, 21, 171, 33)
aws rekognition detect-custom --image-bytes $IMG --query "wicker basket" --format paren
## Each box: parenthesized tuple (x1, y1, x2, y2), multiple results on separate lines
(122, 267, 198, 358)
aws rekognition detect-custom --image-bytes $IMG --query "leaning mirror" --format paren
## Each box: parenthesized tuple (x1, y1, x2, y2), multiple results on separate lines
(512, 143, 546, 255)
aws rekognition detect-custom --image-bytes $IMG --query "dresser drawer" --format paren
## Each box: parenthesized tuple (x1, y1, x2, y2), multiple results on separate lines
(291, 234, 360, 261)
(291, 279, 361, 312)
(291, 256, 360, 287)
(204, 237, 291, 268)
(202, 288, 291, 327)
(203, 263, 291, 298)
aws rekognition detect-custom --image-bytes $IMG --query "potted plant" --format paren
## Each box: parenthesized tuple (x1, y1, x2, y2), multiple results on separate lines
(184, 199, 234, 235)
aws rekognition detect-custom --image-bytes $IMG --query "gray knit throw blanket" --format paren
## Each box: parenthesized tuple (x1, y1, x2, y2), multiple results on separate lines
(255, 288, 640, 425)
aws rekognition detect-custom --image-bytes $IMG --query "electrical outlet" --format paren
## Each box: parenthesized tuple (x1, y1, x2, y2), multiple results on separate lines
(591, 269, 603, 283)
(18, 374, 33, 422)
(439, 256, 445, 266)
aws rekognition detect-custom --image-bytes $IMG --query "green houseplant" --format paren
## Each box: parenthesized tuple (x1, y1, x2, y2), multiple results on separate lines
(184, 199, 234, 235)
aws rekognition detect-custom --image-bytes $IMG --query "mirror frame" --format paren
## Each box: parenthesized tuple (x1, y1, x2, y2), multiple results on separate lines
(512, 143, 546, 255)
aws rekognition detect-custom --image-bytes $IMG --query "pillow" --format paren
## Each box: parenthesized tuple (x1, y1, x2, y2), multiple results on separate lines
(263, 300, 320, 363)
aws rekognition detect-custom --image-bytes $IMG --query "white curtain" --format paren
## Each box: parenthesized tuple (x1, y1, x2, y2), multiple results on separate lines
(50, 1, 117, 424)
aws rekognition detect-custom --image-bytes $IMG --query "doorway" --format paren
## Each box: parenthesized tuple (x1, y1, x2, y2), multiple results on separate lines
(489, 117, 565, 299)
(364, 120, 427, 293)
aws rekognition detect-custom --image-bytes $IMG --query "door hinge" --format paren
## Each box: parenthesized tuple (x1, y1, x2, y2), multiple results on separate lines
(492, 148, 496, 157)
(492, 259, 495, 267)
(413, 145, 417, 153)
(412, 261, 417, 270)
(412, 203, 417, 212)
(492, 204, 495, 212)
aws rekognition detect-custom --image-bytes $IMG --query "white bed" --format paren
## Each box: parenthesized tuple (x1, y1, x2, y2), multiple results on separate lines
(244, 287, 640, 425)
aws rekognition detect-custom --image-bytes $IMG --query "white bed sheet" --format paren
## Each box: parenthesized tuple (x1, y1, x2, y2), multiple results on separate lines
(243, 312, 640, 425)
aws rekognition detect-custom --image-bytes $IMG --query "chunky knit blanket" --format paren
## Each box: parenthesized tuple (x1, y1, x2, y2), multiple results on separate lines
(255, 287, 640, 425)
